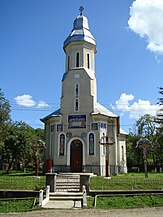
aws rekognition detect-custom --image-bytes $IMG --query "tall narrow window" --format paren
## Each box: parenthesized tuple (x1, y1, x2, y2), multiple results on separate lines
(67, 55, 70, 70)
(87, 53, 90, 69)
(88, 133, 95, 155)
(50, 124, 55, 159)
(75, 83, 79, 97)
(59, 134, 65, 156)
(76, 52, 80, 67)
(74, 99, 79, 111)
(121, 146, 124, 161)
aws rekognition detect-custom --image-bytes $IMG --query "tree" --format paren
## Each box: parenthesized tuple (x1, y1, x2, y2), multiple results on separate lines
(126, 133, 142, 170)
(136, 114, 157, 138)
(156, 87, 163, 130)
(0, 89, 11, 145)
(127, 114, 158, 171)
(154, 87, 163, 168)
(2, 121, 38, 172)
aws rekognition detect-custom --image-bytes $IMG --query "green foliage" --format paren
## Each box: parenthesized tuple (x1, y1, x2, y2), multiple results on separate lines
(0, 89, 11, 144)
(1, 122, 38, 172)
(0, 89, 45, 172)
(126, 134, 142, 168)
(136, 114, 156, 137)
(127, 113, 163, 170)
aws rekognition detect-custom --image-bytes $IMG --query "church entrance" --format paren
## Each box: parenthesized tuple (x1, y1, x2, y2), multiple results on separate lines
(70, 139, 83, 172)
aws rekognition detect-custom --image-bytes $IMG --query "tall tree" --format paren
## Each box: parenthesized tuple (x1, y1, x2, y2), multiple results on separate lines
(2, 121, 37, 172)
(154, 87, 163, 167)
(136, 114, 156, 138)
(0, 89, 11, 144)
(156, 87, 163, 130)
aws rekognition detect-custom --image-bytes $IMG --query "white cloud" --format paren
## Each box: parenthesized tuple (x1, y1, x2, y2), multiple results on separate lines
(14, 94, 36, 107)
(128, 0, 163, 54)
(14, 94, 49, 108)
(37, 100, 49, 108)
(112, 93, 159, 119)
(113, 93, 134, 112)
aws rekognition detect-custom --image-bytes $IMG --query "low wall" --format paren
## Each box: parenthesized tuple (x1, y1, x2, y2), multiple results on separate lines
(0, 190, 39, 198)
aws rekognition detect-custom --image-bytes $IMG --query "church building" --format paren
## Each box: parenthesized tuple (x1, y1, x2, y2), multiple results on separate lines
(41, 7, 127, 176)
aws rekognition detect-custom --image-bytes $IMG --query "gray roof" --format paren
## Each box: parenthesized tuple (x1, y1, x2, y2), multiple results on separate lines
(64, 15, 96, 49)
(92, 102, 117, 117)
(40, 108, 61, 123)
(120, 128, 128, 135)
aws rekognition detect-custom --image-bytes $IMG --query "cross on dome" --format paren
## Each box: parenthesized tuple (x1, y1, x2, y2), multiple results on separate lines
(79, 6, 84, 16)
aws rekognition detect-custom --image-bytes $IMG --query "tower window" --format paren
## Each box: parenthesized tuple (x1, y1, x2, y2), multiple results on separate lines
(87, 53, 90, 69)
(74, 98, 79, 111)
(75, 83, 80, 97)
(67, 55, 70, 70)
(76, 52, 80, 67)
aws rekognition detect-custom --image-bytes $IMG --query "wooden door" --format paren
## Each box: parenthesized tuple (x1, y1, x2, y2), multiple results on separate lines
(70, 139, 82, 172)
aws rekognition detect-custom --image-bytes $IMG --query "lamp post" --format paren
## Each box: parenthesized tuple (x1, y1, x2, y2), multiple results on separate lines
(99, 133, 114, 177)
(136, 137, 152, 178)
(32, 139, 46, 178)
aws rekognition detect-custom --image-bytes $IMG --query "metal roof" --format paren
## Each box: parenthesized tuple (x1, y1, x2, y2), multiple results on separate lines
(40, 108, 61, 123)
(64, 15, 96, 48)
(92, 102, 117, 118)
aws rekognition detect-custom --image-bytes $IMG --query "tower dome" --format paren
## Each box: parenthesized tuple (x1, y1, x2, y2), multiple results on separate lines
(63, 6, 96, 50)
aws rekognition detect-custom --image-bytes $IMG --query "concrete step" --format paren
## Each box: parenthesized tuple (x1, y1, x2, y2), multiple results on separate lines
(49, 192, 83, 207)
(56, 175, 80, 192)
(50, 192, 83, 196)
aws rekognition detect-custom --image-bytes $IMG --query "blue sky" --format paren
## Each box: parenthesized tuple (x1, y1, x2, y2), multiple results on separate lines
(0, 0, 163, 133)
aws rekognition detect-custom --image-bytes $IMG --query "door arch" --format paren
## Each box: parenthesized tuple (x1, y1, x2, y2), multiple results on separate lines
(67, 137, 86, 171)
(70, 139, 82, 172)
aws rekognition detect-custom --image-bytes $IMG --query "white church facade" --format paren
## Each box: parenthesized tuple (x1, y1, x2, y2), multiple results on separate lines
(41, 7, 127, 176)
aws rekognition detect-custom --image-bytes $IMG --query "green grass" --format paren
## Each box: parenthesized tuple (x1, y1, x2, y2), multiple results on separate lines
(0, 171, 46, 190)
(90, 173, 163, 190)
(87, 195, 163, 209)
(0, 198, 41, 213)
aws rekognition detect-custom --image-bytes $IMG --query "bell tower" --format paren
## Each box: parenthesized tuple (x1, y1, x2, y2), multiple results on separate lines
(60, 6, 97, 115)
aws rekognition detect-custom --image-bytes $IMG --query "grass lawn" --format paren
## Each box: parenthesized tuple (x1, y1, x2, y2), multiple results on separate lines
(0, 171, 163, 211)
(90, 173, 163, 190)
(0, 198, 41, 213)
(0, 171, 46, 190)
(87, 195, 163, 209)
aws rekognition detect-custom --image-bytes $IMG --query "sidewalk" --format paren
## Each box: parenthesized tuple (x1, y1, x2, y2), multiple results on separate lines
(43, 200, 82, 209)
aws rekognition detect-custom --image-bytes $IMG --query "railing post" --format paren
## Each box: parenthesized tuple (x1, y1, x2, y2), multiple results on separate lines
(80, 174, 90, 194)
(46, 173, 57, 192)
(39, 189, 43, 206)
(46, 185, 50, 199)
(82, 185, 87, 207)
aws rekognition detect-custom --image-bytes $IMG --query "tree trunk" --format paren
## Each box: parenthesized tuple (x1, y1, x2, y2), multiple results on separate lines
(6, 159, 14, 173)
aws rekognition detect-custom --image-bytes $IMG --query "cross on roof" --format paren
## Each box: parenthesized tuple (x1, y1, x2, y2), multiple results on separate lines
(79, 6, 84, 16)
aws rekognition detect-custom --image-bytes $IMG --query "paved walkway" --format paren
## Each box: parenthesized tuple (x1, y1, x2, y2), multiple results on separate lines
(43, 200, 82, 209)
(1, 207, 163, 217)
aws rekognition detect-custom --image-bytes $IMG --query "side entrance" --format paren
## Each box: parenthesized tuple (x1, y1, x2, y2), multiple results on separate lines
(70, 139, 83, 172)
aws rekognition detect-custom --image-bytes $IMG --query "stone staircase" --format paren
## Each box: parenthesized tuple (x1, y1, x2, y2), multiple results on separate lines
(56, 173, 80, 192)
(43, 173, 84, 208)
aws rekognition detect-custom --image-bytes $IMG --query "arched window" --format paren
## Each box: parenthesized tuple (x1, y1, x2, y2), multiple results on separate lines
(59, 133, 65, 156)
(76, 52, 80, 67)
(49, 124, 55, 159)
(88, 133, 95, 155)
(87, 53, 90, 69)
(74, 83, 80, 97)
(74, 98, 79, 111)
(67, 55, 70, 70)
